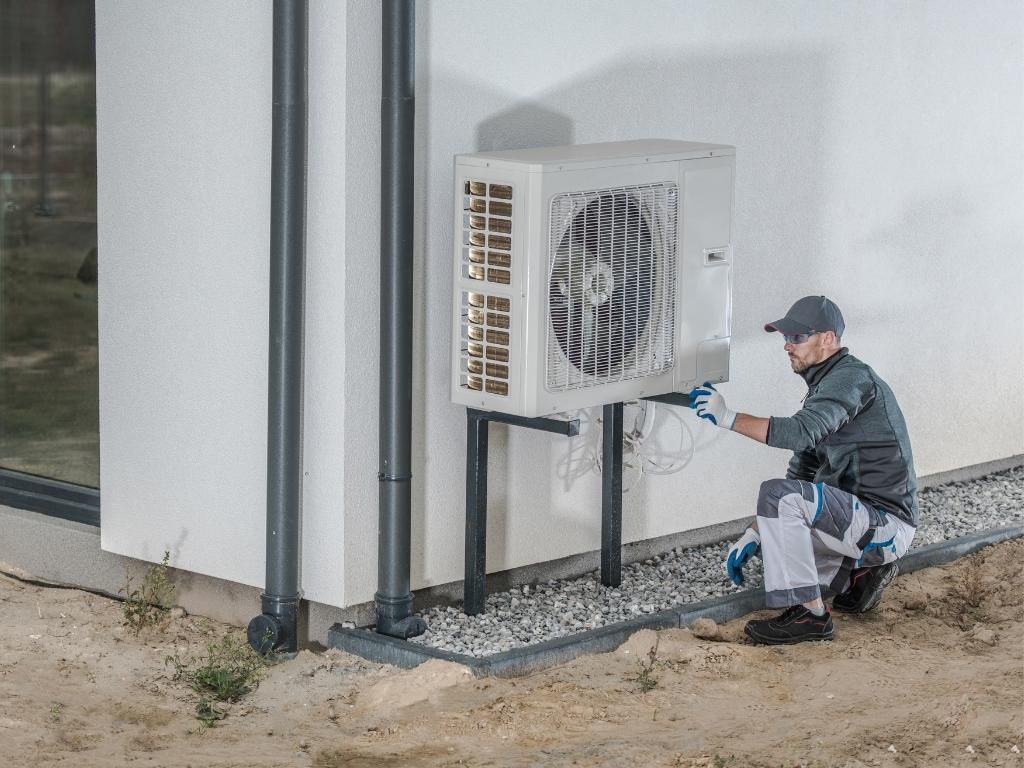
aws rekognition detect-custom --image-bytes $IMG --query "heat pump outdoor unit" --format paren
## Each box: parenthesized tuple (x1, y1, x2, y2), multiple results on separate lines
(451, 139, 734, 418)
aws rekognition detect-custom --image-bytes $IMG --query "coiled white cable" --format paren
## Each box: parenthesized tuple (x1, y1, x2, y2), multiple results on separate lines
(576, 400, 696, 492)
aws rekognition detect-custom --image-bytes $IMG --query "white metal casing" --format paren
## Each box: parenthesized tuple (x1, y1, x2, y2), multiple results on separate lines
(451, 139, 735, 418)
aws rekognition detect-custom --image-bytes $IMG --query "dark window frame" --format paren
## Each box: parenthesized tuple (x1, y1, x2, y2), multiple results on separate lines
(1, 1, 100, 524)
(0, 469, 99, 527)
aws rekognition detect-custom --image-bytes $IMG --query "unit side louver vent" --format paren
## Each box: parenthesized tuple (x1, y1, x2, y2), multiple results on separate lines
(545, 183, 678, 391)
(459, 290, 511, 396)
(462, 181, 513, 286)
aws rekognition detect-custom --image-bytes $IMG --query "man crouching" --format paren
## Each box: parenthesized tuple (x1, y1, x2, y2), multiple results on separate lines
(688, 296, 918, 645)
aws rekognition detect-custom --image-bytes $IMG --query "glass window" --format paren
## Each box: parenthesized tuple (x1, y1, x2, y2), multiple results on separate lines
(1, 1, 98, 487)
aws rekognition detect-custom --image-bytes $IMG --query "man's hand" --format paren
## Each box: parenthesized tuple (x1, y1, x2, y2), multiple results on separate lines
(688, 382, 736, 430)
(726, 527, 761, 586)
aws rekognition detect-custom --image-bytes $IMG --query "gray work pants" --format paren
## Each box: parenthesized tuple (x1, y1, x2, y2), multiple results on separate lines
(755, 479, 916, 608)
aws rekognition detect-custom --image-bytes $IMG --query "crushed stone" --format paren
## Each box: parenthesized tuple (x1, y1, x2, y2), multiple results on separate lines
(408, 465, 1023, 657)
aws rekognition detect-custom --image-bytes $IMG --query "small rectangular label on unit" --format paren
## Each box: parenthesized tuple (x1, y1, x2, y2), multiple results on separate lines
(703, 247, 730, 266)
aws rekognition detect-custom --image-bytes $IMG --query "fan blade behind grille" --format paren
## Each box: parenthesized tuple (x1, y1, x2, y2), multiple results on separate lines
(549, 193, 654, 378)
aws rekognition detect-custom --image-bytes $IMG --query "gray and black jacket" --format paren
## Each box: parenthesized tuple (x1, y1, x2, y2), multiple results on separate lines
(767, 349, 919, 527)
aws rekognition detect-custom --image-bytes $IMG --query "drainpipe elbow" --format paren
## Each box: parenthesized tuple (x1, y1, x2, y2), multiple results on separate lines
(248, 592, 301, 654)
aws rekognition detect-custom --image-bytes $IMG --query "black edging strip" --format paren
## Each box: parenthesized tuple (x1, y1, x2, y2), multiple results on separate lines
(896, 524, 1023, 573)
(0, 469, 100, 527)
(327, 524, 1024, 677)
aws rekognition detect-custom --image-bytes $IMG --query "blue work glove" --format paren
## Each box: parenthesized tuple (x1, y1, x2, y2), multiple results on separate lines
(688, 382, 736, 430)
(726, 527, 761, 586)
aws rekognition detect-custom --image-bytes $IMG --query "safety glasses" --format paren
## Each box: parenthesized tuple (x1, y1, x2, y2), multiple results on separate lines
(783, 331, 821, 345)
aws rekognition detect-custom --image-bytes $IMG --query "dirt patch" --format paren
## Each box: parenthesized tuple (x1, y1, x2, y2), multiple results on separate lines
(361, 658, 475, 710)
(0, 540, 1021, 767)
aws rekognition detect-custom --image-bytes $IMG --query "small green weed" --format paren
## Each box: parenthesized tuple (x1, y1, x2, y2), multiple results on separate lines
(954, 556, 985, 609)
(166, 633, 267, 727)
(630, 638, 660, 693)
(121, 551, 176, 633)
(48, 703, 63, 723)
(193, 698, 228, 727)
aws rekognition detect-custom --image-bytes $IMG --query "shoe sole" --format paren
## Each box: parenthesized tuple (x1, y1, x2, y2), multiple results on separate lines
(833, 563, 900, 614)
(743, 623, 835, 645)
(858, 562, 899, 612)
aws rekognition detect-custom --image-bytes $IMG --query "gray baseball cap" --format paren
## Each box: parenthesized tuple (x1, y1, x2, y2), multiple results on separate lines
(764, 295, 845, 337)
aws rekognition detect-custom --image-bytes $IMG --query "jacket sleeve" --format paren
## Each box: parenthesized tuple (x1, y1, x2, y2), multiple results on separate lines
(767, 368, 876, 453)
(786, 449, 820, 482)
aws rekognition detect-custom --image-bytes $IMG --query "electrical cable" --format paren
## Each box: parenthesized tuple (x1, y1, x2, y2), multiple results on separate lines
(555, 397, 697, 493)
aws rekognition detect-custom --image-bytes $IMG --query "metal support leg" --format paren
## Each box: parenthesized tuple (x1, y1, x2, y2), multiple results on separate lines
(464, 413, 489, 616)
(601, 402, 623, 587)
(462, 409, 578, 615)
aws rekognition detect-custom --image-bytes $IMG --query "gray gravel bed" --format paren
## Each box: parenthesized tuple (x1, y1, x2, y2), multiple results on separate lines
(408, 466, 1024, 657)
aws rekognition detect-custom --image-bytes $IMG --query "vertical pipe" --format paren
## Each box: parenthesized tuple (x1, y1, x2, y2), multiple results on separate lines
(464, 413, 489, 616)
(375, 0, 425, 639)
(248, 0, 307, 655)
(601, 403, 623, 587)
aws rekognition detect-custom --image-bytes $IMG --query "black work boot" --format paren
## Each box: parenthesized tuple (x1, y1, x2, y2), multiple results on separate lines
(744, 605, 835, 645)
(833, 562, 899, 614)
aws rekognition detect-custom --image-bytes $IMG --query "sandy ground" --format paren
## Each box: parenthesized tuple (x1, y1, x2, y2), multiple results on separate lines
(1, 540, 1021, 768)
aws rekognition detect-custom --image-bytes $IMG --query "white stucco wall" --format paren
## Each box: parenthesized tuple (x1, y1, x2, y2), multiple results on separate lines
(97, 1, 1024, 610)
(96, 1, 350, 603)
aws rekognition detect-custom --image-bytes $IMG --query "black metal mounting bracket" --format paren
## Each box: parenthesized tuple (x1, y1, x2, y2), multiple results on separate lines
(463, 404, 624, 616)
(641, 391, 691, 408)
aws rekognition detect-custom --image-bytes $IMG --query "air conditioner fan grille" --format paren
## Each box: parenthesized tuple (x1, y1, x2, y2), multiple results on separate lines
(545, 183, 677, 391)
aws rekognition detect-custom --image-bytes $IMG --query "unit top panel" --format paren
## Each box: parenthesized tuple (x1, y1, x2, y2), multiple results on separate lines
(456, 139, 734, 172)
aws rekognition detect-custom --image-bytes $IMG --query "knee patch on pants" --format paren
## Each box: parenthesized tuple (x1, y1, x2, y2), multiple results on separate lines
(757, 479, 816, 521)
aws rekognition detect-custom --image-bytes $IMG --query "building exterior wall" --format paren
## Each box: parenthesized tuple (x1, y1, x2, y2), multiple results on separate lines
(96, 1, 1024, 610)
(96, 0, 350, 606)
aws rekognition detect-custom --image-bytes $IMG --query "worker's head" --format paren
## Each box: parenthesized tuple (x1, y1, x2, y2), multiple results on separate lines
(764, 295, 844, 373)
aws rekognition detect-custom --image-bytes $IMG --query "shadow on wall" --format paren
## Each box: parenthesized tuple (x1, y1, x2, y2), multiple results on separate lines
(409, 2, 432, 613)
(476, 103, 574, 153)
(408, 97, 576, 587)
(475, 103, 576, 570)
(411, 48, 832, 582)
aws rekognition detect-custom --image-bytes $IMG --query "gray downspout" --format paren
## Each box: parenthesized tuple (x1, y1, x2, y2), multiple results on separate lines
(375, 0, 426, 639)
(248, 0, 308, 655)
